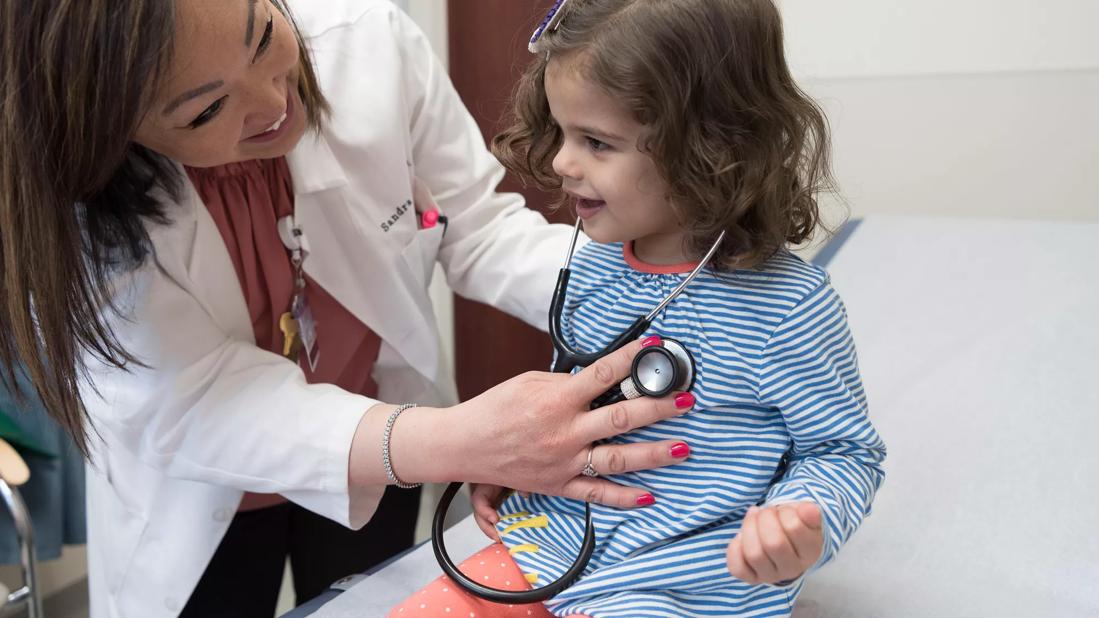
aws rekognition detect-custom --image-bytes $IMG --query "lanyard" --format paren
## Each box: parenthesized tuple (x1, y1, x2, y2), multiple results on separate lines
(277, 215, 319, 370)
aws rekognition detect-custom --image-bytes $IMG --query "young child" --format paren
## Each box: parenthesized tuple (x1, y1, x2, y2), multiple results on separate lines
(391, 1, 885, 616)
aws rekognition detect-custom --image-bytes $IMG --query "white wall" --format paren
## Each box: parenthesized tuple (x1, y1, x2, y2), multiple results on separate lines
(807, 70, 1099, 233)
(780, 0, 1099, 79)
(405, 0, 449, 68)
(775, 0, 1099, 236)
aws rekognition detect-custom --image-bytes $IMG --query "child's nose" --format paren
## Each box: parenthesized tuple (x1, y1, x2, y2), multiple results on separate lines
(552, 145, 582, 181)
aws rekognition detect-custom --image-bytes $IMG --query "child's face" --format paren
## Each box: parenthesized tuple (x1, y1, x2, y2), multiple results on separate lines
(545, 58, 685, 264)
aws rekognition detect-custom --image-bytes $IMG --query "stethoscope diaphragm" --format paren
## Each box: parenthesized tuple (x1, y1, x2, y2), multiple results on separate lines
(591, 338, 696, 409)
(627, 339, 695, 398)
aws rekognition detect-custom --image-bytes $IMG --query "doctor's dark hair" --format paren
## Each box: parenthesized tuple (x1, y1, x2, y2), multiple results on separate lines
(0, 1, 327, 453)
(494, 0, 835, 270)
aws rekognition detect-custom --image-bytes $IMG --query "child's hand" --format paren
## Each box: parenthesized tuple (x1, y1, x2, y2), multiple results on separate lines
(470, 483, 509, 541)
(726, 502, 823, 585)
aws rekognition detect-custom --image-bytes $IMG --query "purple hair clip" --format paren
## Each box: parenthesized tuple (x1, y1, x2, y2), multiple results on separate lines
(528, 0, 570, 54)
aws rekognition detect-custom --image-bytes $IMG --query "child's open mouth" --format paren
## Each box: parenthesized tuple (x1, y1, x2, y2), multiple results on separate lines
(575, 198, 606, 220)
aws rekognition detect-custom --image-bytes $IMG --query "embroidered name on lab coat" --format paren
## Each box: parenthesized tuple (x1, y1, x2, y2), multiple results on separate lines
(380, 199, 412, 232)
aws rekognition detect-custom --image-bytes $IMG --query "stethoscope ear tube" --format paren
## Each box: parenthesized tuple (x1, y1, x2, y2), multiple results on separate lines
(431, 481, 596, 603)
(550, 271, 652, 374)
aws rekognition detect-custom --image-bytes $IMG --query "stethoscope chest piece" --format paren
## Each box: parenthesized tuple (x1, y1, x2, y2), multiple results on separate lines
(629, 339, 695, 398)
(594, 338, 696, 408)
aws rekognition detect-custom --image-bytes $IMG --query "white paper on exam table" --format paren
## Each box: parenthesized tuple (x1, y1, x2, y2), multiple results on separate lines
(792, 217, 1099, 617)
(310, 515, 487, 617)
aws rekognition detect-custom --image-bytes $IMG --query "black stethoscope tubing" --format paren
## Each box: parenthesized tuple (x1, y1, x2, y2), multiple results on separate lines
(432, 220, 725, 603)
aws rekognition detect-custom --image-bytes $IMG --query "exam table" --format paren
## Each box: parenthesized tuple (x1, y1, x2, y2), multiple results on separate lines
(287, 216, 1099, 617)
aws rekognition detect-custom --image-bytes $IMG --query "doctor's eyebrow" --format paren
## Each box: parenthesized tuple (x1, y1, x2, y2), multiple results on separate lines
(161, 1, 260, 116)
(244, 0, 259, 47)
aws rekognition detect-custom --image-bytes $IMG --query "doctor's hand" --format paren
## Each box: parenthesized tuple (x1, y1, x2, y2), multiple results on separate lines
(726, 502, 824, 585)
(447, 338, 694, 511)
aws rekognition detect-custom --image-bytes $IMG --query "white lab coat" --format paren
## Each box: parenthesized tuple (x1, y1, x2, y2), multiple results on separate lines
(80, 2, 567, 615)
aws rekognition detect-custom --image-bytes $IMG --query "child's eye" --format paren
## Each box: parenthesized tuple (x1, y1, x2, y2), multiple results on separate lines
(585, 136, 610, 152)
(189, 96, 227, 129)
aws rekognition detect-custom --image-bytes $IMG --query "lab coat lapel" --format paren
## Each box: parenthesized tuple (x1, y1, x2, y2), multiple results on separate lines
(286, 132, 440, 380)
(148, 175, 255, 345)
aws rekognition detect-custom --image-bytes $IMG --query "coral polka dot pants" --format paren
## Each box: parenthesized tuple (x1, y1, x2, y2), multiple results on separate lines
(387, 544, 589, 618)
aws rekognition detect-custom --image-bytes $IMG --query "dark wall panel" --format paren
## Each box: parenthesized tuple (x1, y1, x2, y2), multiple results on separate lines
(447, 2, 570, 401)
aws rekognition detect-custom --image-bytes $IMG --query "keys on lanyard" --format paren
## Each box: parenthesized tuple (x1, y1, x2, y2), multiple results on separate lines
(279, 311, 301, 358)
(277, 215, 320, 372)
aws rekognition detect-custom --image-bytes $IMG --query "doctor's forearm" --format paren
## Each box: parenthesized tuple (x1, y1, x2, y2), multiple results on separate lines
(348, 403, 470, 489)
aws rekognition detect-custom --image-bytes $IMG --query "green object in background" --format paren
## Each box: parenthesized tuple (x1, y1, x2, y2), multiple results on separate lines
(0, 407, 58, 459)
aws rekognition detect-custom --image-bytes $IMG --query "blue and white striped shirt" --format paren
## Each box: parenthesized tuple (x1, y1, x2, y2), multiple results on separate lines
(497, 241, 886, 617)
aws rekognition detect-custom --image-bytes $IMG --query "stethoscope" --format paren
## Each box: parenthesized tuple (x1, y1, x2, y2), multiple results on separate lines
(431, 220, 726, 603)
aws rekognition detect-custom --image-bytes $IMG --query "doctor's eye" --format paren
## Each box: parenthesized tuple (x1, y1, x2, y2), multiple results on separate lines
(253, 14, 275, 63)
(189, 96, 227, 129)
(585, 136, 610, 153)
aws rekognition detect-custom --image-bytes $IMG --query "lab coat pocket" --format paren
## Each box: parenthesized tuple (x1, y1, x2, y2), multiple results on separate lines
(400, 224, 444, 288)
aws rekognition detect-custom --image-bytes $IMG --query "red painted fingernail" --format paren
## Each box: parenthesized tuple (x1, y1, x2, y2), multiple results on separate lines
(674, 392, 695, 409)
(636, 493, 656, 506)
(670, 442, 690, 458)
(421, 209, 439, 228)
(641, 335, 662, 348)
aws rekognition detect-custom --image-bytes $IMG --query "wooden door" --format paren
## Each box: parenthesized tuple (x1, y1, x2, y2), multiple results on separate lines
(447, 1, 569, 401)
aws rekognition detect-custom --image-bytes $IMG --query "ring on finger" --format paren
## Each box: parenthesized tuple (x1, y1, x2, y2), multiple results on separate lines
(581, 445, 599, 477)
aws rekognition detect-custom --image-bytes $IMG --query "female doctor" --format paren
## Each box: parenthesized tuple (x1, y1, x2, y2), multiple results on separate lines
(0, 1, 696, 616)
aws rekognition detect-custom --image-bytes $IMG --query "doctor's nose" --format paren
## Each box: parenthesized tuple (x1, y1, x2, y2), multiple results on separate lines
(242, 75, 291, 135)
(552, 144, 583, 182)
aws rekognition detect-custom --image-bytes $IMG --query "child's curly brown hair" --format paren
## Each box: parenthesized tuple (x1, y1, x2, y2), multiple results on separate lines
(493, 0, 837, 270)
